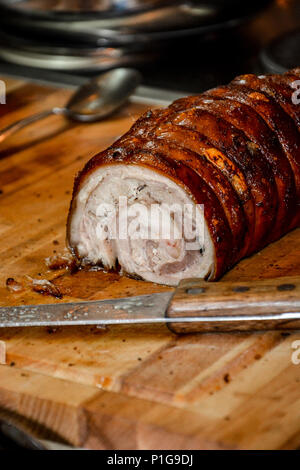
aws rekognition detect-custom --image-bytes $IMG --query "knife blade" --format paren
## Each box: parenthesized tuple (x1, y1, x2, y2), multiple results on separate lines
(1, 276, 300, 333)
(0, 292, 173, 328)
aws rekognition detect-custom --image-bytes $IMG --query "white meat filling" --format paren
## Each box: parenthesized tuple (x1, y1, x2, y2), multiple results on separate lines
(69, 164, 215, 286)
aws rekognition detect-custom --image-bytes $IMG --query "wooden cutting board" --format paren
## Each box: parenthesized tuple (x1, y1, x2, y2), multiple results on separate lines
(0, 76, 299, 450)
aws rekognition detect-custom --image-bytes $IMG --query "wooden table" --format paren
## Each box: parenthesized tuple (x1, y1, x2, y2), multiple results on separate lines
(0, 76, 299, 449)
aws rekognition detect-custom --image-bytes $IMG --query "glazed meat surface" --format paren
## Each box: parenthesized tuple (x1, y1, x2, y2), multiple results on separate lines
(67, 69, 300, 286)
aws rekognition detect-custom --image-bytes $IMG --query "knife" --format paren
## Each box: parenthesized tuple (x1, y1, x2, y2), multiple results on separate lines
(1, 276, 300, 333)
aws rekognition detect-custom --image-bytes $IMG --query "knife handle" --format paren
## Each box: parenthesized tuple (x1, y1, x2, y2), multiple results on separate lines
(166, 276, 300, 334)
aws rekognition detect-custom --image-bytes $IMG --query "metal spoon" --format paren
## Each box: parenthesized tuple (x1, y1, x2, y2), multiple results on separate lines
(0, 67, 141, 143)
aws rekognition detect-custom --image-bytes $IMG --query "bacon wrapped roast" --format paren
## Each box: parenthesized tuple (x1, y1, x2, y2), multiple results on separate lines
(67, 69, 300, 286)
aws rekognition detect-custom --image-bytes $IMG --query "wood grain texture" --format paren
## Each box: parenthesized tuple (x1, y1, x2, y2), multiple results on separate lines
(0, 76, 299, 449)
(167, 276, 300, 333)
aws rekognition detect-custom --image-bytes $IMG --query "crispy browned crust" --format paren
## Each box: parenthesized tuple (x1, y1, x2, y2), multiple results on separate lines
(232, 73, 300, 131)
(168, 103, 278, 252)
(147, 126, 249, 257)
(67, 69, 300, 280)
(203, 85, 300, 230)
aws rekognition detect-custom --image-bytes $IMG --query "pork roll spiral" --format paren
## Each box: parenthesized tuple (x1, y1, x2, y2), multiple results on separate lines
(67, 69, 300, 286)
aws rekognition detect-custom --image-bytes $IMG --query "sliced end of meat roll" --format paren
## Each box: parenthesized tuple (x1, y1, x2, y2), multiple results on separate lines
(67, 68, 300, 286)
(68, 163, 215, 286)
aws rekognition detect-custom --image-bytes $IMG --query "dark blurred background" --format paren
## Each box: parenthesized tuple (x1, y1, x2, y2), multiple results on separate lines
(0, 0, 299, 92)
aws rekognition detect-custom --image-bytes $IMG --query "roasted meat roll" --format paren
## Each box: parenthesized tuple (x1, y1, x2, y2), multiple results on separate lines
(67, 69, 300, 286)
